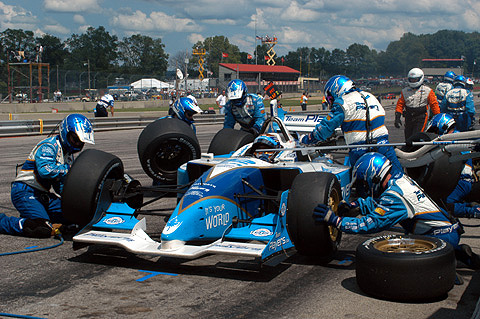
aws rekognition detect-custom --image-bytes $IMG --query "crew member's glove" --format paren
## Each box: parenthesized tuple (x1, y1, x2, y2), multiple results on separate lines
(301, 133, 315, 145)
(467, 206, 480, 219)
(313, 204, 342, 227)
(23, 218, 62, 238)
(394, 112, 402, 129)
(338, 200, 360, 217)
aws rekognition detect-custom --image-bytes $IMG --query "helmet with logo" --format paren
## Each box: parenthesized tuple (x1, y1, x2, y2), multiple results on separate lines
(172, 97, 203, 125)
(425, 113, 456, 135)
(352, 152, 392, 197)
(407, 68, 424, 88)
(453, 75, 466, 88)
(466, 77, 474, 91)
(251, 134, 283, 162)
(444, 71, 456, 83)
(226, 79, 248, 107)
(323, 75, 355, 106)
(59, 114, 95, 153)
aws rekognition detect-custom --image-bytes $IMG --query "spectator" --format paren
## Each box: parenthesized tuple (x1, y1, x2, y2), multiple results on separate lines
(223, 79, 266, 136)
(314, 152, 480, 270)
(216, 90, 227, 115)
(0, 114, 94, 237)
(395, 67, 440, 141)
(301, 92, 308, 111)
(95, 93, 114, 117)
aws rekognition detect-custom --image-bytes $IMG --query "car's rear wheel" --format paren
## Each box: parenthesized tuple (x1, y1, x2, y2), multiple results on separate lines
(286, 172, 342, 262)
(137, 117, 201, 184)
(62, 149, 124, 227)
(207, 128, 254, 156)
(356, 234, 456, 301)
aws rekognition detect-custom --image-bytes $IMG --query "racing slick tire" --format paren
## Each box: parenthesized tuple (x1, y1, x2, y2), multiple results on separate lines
(207, 128, 255, 155)
(137, 117, 201, 184)
(286, 172, 342, 262)
(356, 234, 456, 301)
(403, 132, 463, 203)
(62, 149, 124, 227)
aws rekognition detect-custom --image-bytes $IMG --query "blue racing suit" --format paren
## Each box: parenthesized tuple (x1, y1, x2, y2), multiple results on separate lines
(440, 87, 475, 131)
(446, 158, 480, 218)
(435, 81, 453, 104)
(0, 135, 73, 235)
(303, 89, 402, 171)
(224, 93, 265, 135)
(339, 169, 461, 248)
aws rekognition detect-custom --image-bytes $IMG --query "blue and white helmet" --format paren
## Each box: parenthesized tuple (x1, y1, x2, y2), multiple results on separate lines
(172, 97, 202, 125)
(226, 79, 248, 107)
(323, 75, 354, 106)
(425, 113, 456, 135)
(453, 75, 466, 88)
(251, 134, 282, 162)
(352, 152, 392, 196)
(444, 71, 456, 83)
(59, 114, 94, 153)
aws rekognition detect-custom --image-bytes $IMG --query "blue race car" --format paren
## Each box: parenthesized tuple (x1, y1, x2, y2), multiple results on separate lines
(63, 116, 351, 266)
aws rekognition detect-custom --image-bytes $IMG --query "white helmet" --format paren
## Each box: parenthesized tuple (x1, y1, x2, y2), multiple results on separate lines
(407, 68, 424, 88)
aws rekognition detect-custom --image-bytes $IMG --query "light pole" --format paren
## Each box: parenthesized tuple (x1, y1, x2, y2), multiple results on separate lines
(79, 71, 85, 96)
(64, 70, 70, 97)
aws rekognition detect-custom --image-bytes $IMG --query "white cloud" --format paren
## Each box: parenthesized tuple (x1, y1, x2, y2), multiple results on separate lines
(78, 25, 92, 33)
(43, 0, 101, 13)
(188, 33, 204, 44)
(43, 23, 70, 34)
(280, 1, 320, 22)
(73, 14, 86, 24)
(110, 10, 199, 33)
(201, 19, 236, 25)
(279, 26, 313, 44)
(246, 8, 270, 31)
(0, 1, 37, 30)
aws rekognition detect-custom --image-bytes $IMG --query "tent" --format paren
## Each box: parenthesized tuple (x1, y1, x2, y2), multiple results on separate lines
(130, 78, 171, 90)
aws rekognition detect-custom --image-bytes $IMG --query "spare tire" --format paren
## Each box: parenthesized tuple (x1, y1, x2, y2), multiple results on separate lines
(207, 128, 254, 156)
(403, 132, 463, 203)
(356, 234, 455, 301)
(286, 172, 342, 262)
(62, 149, 124, 227)
(137, 118, 201, 184)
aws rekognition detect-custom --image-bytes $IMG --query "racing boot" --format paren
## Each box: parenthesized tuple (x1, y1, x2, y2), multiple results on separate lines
(455, 244, 480, 270)
(23, 218, 62, 238)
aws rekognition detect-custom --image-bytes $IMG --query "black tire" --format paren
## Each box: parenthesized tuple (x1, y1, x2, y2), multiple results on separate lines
(356, 234, 456, 301)
(137, 117, 201, 184)
(207, 128, 254, 155)
(403, 132, 463, 203)
(62, 149, 124, 227)
(286, 172, 342, 261)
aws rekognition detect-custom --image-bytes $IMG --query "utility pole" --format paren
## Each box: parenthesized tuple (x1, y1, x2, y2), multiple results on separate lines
(88, 59, 91, 91)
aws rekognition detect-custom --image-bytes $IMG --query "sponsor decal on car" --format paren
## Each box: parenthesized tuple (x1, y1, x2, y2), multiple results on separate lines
(104, 217, 125, 225)
(250, 228, 273, 237)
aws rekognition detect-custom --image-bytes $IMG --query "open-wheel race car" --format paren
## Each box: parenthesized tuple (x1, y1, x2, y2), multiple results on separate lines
(62, 111, 480, 301)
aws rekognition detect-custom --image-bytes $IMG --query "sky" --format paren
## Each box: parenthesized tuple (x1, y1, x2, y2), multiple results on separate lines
(2, 0, 480, 60)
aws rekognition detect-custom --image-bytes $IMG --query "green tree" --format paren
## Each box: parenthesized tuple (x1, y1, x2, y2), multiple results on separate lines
(192, 36, 241, 77)
(36, 34, 67, 67)
(118, 34, 168, 76)
(0, 28, 35, 63)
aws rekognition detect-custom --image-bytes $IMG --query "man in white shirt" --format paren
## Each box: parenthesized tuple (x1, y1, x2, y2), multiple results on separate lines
(216, 90, 226, 115)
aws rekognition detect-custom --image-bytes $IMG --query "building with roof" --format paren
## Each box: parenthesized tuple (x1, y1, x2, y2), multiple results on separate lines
(218, 63, 301, 93)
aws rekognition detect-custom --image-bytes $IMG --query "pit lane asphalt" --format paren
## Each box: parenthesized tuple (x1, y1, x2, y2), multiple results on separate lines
(1, 101, 480, 319)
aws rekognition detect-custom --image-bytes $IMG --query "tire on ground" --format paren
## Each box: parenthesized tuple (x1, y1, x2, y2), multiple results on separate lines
(286, 172, 342, 262)
(356, 234, 456, 301)
(403, 132, 463, 202)
(62, 149, 124, 227)
(137, 117, 201, 184)
(207, 128, 254, 155)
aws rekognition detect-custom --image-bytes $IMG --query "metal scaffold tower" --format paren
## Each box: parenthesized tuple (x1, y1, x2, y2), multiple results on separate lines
(259, 36, 278, 66)
(192, 48, 206, 80)
(7, 62, 50, 103)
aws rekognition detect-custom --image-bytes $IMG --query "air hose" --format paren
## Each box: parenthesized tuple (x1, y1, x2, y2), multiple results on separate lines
(0, 234, 64, 256)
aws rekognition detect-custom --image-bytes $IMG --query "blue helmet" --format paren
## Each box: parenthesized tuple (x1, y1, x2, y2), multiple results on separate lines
(425, 113, 456, 135)
(453, 75, 466, 88)
(324, 75, 354, 106)
(251, 134, 282, 162)
(172, 97, 202, 125)
(444, 71, 456, 83)
(352, 152, 392, 196)
(59, 114, 95, 153)
(226, 79, 248, 107)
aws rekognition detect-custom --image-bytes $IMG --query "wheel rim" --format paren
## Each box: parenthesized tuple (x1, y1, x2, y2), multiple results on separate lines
(327, 188, 341, 242)
(374, 237, 437, 253)
(154, 140, 192, 172)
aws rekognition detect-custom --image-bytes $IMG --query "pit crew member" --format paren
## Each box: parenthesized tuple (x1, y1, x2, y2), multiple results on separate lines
(440, 75, 475, 132)
(435, 71, 455, 104)
(95, 93, 114, 117)
(314, 152, 480, 269)
(224, 79, 266, 136)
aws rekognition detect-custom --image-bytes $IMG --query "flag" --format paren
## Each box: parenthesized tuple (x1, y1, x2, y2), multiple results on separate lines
(281, 57, 285, 63)
(247, 54, 253, 60)
(222, 52, 228, 58)
(256, 35, 262, 40)
(264, 55, 269, 61)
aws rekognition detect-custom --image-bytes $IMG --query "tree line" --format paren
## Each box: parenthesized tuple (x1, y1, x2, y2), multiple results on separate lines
(2, 27, 480, 95)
